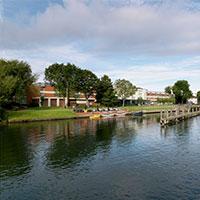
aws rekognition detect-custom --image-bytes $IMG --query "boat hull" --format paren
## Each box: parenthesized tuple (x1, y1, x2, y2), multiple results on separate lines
(133, 111, 143, 116)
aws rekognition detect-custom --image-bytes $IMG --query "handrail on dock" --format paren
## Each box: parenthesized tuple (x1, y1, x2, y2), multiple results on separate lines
(160, 105, 200, 126)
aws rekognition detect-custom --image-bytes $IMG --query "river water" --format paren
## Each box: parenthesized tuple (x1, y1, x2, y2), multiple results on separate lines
(0, 115, 200, 200)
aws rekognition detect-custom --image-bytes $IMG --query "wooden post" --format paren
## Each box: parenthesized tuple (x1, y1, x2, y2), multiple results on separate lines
(166, 110, 169, 124)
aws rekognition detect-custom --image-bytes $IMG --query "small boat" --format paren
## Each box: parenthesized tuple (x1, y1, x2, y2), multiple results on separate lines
(114, 112, 126, 117)
(90, 114, 101, 120)
(133, 111, 143, 116)
(101, 114, 114, 118)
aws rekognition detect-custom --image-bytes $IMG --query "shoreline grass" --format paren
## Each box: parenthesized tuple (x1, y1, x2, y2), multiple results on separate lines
(6, 105, 176, 123)
(8, 107, 76, 122)
(124, 105, 175, 112)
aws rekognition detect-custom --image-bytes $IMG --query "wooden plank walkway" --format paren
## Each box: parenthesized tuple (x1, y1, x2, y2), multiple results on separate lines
(160, 105, 200, 126)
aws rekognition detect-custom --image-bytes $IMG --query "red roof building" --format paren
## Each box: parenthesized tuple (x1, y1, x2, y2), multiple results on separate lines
(27, 84, 96, 107)
(147, 91, 171, 102)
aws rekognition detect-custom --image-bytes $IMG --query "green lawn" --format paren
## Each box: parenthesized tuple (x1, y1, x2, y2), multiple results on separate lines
(8, 107, 76, 122)
(124, 105, 175, 112)
(7, 105, 176, 122)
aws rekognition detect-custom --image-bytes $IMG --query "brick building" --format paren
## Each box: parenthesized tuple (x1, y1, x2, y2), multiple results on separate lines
(147, 91, 171, 102)
(27, 83, 96, 107)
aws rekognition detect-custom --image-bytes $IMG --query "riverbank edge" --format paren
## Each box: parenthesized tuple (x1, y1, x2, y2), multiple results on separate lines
(0, 109, 167, 124)
(5, 115, 90, 124)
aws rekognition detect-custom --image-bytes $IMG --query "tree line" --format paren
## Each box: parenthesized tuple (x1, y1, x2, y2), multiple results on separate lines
(45, 63, 136, 107)
(0, 59, 136, 111)
(165, 80, 200, 104)
(0, 58, 199, 113)
(0, 59, 36, 107)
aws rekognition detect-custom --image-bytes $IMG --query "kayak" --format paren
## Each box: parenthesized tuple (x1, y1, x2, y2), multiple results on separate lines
(90, 114, 101, 120)
(101, 114, 115, 118)
(115, 113, 126, 117)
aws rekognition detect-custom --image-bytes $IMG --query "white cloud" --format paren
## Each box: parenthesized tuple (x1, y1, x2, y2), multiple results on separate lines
(1, 0, 200, 56)
(0, 0, 199, 92)
(96, 56, 200, 92)
(0, 44, 93, 80)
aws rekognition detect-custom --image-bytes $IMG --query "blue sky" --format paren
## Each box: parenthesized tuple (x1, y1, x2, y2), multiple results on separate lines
(0, 0, 200, 92)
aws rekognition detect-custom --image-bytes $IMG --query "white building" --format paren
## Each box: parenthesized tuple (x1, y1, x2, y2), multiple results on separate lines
(188, 96, 198, 104)
(127, 87, 148, 101)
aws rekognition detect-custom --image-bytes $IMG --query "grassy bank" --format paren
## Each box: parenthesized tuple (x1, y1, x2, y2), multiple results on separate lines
(6, 105, 176, 123)
(124, 105, 175, 112)
(8, 107, 76, 122)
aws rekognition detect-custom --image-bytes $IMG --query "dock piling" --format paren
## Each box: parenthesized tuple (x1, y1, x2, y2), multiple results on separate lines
(160, 105, 200, 126)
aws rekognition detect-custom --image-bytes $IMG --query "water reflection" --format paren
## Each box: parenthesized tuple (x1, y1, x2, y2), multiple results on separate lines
(46, 115, 161, 170)
(0, 116, 159, 177)
(46, 119, 116, 169)
(1, 116, 199, 200)
(0, 125, 32, 178)
(160, 118, 193, 137)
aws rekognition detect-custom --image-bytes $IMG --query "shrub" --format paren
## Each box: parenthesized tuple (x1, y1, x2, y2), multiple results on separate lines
(0, 107, 8, 121)
(29, 102, 39, 107)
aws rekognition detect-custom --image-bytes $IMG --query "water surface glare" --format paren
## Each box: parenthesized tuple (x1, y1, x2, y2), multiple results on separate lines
(0, 115, 200, 200)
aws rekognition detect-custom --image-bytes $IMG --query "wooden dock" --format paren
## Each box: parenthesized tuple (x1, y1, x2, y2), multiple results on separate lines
(160, 105, 200, 126)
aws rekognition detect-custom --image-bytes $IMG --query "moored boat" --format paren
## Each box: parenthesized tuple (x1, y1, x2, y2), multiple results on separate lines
(114, 112, 126, 117)
(90, 114, 101, 119)
(133, 111, 143, 116)
(101, 113, 115, 118)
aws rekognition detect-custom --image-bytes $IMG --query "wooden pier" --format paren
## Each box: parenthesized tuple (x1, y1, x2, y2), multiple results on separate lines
(160, 105, 200, 126)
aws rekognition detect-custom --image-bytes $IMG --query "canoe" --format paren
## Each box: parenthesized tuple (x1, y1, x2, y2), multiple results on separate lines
(115, 113, 126, 117)
(90, 114, 101, 120)
(101, 114, 115, 118)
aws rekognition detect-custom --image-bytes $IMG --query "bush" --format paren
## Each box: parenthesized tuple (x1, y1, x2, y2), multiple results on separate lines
(0, 107, 8, 121)
(29, 102, 39, 107)
(157, 97, 175, 104)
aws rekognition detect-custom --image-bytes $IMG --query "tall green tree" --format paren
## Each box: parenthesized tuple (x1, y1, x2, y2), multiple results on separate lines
(165, 86, 172, 94)
(45, 63, 79, 107)
(172, 80, 192, 104)
(0, 75, 17, 106)
(75, 69, 99, 107)
(0, 59, 36, 106)
(197, 91, 200, 104)
(114, 79, 136, 107)
(96, 75, 118, 107)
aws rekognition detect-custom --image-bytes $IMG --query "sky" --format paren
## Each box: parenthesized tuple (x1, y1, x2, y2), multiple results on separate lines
(0, 0, 200, 93)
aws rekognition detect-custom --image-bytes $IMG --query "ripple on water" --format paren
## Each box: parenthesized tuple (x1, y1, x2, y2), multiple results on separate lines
(0, 116, 200, 200)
